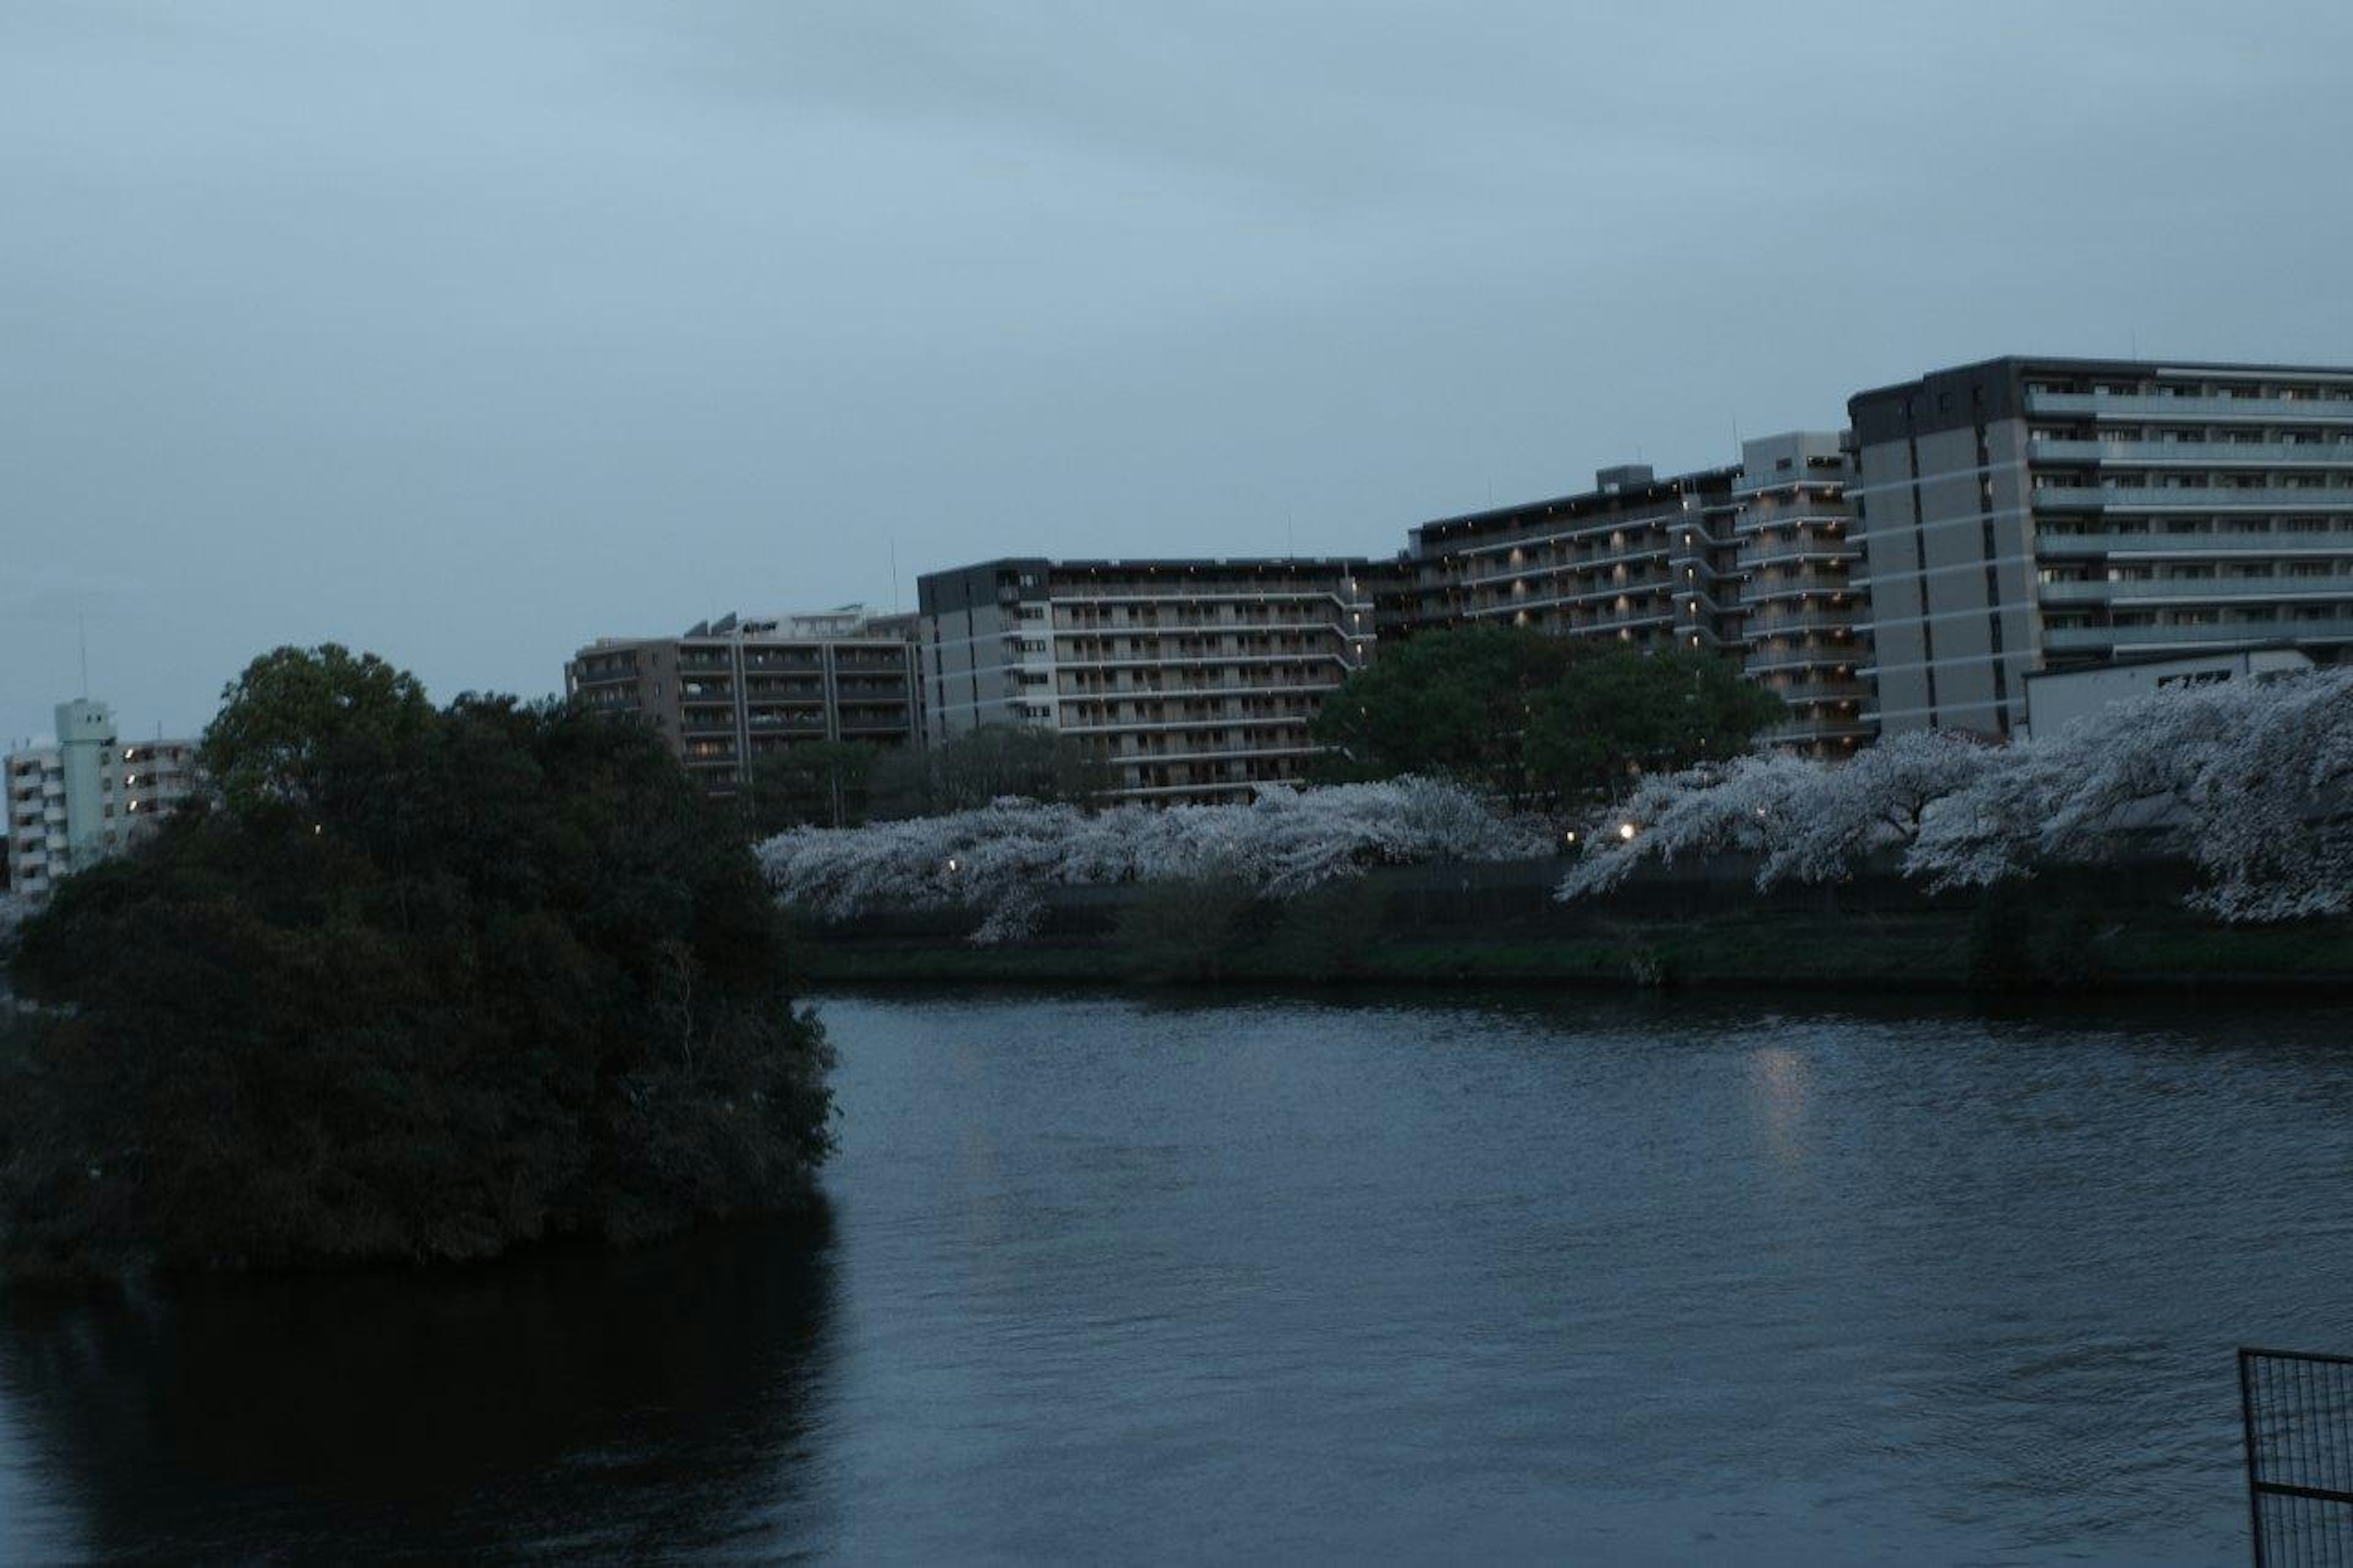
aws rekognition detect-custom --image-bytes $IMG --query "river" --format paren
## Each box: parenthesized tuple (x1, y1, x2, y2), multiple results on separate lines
(2, 988, 2350, 1562)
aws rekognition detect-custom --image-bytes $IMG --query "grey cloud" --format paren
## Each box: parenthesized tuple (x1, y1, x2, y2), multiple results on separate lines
(3, 0, 2351, 744)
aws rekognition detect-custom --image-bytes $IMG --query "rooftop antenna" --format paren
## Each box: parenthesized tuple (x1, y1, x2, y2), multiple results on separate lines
(1286, 507, 1296, 556)
(78, 613, 89, 699)
(889, 536, 901, 613)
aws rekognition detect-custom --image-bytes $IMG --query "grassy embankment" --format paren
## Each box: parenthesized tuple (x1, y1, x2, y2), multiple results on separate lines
(789, 895, 2353, 994)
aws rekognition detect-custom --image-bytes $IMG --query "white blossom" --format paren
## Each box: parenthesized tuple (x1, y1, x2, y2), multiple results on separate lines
(1561, 668, 2353, 924)
(1559, 729, 1993, 896)
(759, 776, 1552, 944)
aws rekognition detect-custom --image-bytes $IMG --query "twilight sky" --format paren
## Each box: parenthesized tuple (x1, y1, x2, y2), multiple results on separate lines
(5, 0, 2352, 744)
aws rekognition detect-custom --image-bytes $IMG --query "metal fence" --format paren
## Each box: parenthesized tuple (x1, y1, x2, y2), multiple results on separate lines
(2241, 1347, 2353, 1566)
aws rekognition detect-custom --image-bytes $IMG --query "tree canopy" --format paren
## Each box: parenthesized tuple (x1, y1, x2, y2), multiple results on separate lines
(1311, 625, 1783, 803)
(1, 645, 833, 1282)
(868, 724, 1110, 817)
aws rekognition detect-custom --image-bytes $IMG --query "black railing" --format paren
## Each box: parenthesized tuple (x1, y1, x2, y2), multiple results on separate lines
(2241, 1347, 2353, 1566)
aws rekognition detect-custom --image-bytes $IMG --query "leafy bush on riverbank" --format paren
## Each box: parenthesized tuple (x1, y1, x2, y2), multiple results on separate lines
(0, 646, 834, 1283)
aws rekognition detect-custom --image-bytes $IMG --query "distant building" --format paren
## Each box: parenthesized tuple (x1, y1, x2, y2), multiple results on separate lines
(4, 700, 199, 903)
(1398, 439, 1868, 755)
(1402, 461, 1745, 656)
(917, 558, 1379, 804)
(1849, 356, 2353, 738)
(564, 608, 923, 797)
(2021, 645, 2314, 739)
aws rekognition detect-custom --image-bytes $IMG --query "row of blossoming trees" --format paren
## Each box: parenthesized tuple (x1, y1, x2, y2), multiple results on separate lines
(1557, 667, 2353, 922)
(759, 668, 2353, 942)
(759, 776, 1553, 944)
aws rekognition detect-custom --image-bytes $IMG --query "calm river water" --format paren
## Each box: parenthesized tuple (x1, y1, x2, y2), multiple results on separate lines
(3, 989, 2352, 1562)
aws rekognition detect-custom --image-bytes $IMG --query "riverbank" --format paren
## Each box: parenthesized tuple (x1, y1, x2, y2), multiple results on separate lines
(790, 901, 2353, 996)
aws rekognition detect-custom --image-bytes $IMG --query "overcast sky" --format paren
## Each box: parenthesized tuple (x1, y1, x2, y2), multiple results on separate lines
(6, 0, 2352, 744)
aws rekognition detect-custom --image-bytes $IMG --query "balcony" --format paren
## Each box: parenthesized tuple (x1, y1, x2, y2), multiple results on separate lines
(2025, 391, 2353, 425)
(2042, 616, 2353, 653)
(1765, 678, 1871, 703)
(2032, 485, 2353, 513)
(2036, 529, 2353, 558)
(2039, 575, 2353, 606)
(2029, 438, 2353, 470)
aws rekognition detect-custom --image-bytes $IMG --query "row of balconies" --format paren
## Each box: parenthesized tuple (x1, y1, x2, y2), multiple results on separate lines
(1058, 713, 1316, 737)
(1055, 675, 1339, 700)
(2043, 613, 2353, 651)
(2025, 390, 2353, 424)
(1743, 607, 1859, 635)
(2032, 485, 2353, 513)
(2037, 529, 2353, 557)
(2030, 438, 2353, 469)
(2037, 574, 2353, 605)
(1045, 585, 1368, 608)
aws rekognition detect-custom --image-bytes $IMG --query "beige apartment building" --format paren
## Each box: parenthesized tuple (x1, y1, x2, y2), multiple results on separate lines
(917, 558, 1378, 804)
(565, 608, 922, 796)
(1730, 431, 1870, 755)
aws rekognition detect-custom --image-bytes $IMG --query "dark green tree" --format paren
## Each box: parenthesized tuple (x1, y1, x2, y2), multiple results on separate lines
(1524, 645, 1786, 799)
(1, 646, 833, 1281)
(1312, 626, 1781, 806)
(742, 740, 882, 835)
(1308, 624, 1585, 805)
(867, 724, 1110, 817)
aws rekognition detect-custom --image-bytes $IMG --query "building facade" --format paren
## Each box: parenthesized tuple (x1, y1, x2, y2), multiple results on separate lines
(1730, 431, 1870, 755)
(4, 700, 199, 903)
(1850, 356, 2353, 737)
(917, 558, 1379, 803)
(565, 608, 922, 796)
(2021, 644, 2313, 739)
(1403, 463, 1746, 656)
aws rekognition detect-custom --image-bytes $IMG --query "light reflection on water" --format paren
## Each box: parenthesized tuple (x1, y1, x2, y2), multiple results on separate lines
(1, 988, 2349, 1564)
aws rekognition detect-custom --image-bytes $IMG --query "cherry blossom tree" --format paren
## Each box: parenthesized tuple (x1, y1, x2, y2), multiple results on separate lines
(1558, 729, 1993, 898)
(759, 776, 1552, 945)
(1907, 668, 2353, 920)
(1561, 667, 2353, 923)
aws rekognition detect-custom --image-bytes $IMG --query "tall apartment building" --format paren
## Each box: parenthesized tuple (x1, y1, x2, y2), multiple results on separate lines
(565, 608, 922, 796)
(1403, 463, 1746, 654)
(1730, 431, 1870, 754)
(917, 558, 1379, 803)
(4, 700, 199, 902)
(1399, 445, 1870, 754)
(1850, 356, 2353, 737)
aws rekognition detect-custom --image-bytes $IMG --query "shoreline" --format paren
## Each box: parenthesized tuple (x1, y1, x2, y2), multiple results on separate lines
(790, 905, 2353, 1000)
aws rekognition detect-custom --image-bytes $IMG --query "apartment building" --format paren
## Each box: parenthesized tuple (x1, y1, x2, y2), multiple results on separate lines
(1849, 356, 2353, 737)
(1730, 431, 1870, 755)
(4, 700, 199, 902)
(1403, 463, 1746, 655)
(565, 608, 922, 796)
(917, 558, 1379, 803)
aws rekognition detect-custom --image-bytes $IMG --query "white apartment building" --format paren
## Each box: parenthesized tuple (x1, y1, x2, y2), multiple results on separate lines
(4, 700, 199, 903)
(918, 558, 1379, 804)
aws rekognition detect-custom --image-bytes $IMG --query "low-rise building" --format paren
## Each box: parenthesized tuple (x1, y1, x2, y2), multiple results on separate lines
(2021, 645, 2313, 738)
(565, 608, 923, 797)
